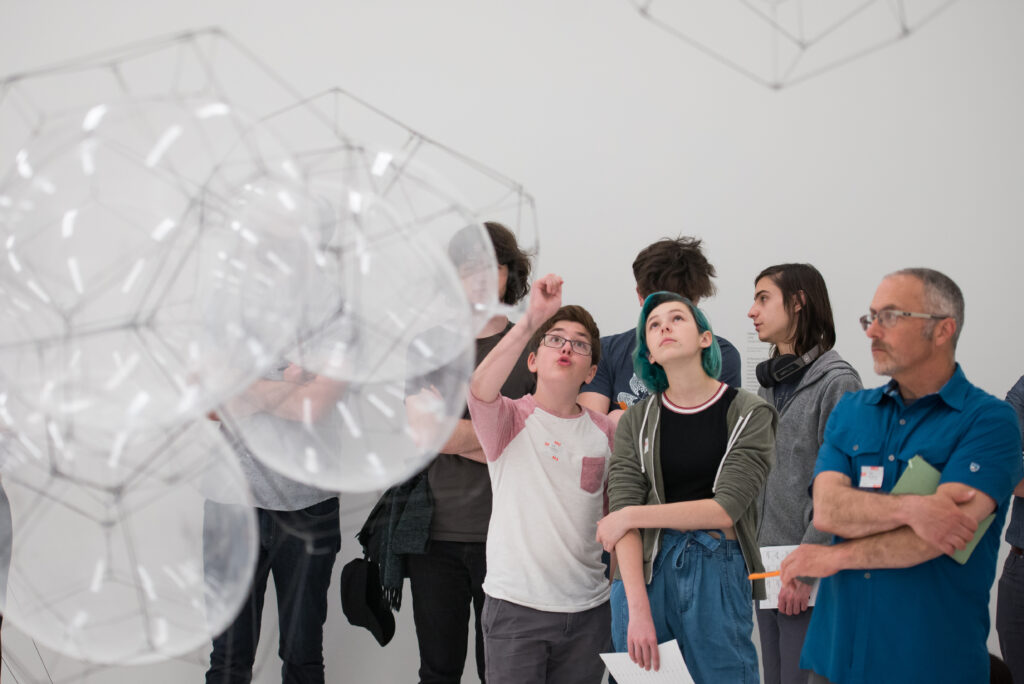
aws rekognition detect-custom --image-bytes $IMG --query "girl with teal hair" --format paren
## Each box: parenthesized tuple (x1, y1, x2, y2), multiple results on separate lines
(632, 292, 722, 392)
(597, 291, 776, 682)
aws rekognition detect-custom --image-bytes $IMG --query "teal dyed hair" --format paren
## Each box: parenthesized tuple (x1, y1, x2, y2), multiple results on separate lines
(632, 291, 722, 392)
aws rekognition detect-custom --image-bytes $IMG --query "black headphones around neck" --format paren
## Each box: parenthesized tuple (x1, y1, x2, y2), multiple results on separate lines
(755, 344, 823, 388)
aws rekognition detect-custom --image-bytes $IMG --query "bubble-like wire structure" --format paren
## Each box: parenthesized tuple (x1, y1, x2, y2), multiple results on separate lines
(211, 86, 540, 493)
(0, 27, 539, 681)
(0, 417, 258, 665)
(630, 0, 962, 89)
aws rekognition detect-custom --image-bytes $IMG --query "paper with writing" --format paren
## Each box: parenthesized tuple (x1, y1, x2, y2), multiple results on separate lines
(600, 640, 694, 684)
(759, 544, 819, 609)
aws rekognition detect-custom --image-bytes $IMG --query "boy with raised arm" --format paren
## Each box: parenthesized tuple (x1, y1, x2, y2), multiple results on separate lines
(467, 274, 614, 684)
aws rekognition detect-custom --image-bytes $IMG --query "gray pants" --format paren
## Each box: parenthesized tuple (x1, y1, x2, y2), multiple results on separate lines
(807, 672, 836, 684)
(755, 606, 814, 684)
(482, 595, 610, 684)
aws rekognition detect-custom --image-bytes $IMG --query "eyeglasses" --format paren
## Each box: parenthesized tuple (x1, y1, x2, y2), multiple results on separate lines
(540, 333, 592, 356)
(859, 309, 949, 331)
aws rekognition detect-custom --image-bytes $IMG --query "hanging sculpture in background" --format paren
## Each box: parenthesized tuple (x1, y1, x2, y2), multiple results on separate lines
(0, 28, 538, 678)
(630, 0, 962, 89)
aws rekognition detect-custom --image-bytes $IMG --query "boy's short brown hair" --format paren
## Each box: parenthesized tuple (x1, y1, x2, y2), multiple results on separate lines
(527, 305, 601, 368)
(632, 236, 717, 302)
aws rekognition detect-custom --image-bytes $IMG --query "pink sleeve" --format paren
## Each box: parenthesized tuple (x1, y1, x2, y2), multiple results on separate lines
(583, 407, 616, 451)
(466, 391, 532, 462)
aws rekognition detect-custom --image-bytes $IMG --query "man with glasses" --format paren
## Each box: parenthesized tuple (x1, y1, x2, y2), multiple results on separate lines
(779, 268, 1022, 684)
(467, 274, 614, 684)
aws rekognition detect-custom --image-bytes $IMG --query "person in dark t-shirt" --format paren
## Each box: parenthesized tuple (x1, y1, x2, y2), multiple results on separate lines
(404, 222, 534, 684)
(580, 236, 740, 430)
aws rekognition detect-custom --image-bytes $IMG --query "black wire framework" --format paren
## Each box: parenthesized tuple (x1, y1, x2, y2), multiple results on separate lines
(629, 0, 962, 90)
(0, 27, 540, 683)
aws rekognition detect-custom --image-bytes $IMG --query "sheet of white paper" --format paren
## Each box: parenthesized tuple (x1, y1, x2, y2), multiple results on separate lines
(600, 640, 694, 684)
(758, 544, 819, 610)
(743, 332, 772, 389)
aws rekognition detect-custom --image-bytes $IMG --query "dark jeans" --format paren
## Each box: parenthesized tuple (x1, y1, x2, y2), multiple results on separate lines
(406, 540, 487, 684)
(998, 551, 1024, 684)
(205, 498, 341, 684)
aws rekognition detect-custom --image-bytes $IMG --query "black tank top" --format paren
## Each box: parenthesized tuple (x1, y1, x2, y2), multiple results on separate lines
(659, 384, 738, 503)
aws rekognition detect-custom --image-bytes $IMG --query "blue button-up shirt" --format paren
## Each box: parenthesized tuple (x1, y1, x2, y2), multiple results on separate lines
(801, 364, 1023, 684)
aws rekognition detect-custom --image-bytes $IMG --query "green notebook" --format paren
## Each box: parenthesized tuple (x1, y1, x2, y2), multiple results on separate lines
(890, 455, 994, 565)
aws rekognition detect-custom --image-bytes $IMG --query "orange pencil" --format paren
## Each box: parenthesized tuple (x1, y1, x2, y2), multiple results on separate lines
(748, 570, 781, 580)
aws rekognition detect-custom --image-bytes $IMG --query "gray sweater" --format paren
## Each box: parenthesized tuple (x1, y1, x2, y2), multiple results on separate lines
(756, 349, 862, 548)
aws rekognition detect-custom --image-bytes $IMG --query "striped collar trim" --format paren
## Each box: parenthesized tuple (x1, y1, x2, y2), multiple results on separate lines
(661, 382, 728, 415)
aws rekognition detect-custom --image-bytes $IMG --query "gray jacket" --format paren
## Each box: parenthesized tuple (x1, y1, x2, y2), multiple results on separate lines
(756, 349, 862, 548)
(609, 388, 777, 600)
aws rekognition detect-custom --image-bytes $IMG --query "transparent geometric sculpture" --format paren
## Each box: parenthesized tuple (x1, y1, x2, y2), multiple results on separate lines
(0, 97, 319, 435)
(631, 0, 961, 89)
(0, 493, 382, 684)
(0, 30, 319, 670)
(209, 84, 541, 492)
(0, 27, 542, 674)
(0, 411, 258, 665)
(214, 191, 477, 492)
(259, 87, 539, 333)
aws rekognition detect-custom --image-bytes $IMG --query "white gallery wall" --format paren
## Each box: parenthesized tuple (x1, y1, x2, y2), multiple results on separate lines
(0, 1, 1021, 682)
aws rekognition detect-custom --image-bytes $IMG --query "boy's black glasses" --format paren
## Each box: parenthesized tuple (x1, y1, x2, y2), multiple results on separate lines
(540, 333, 592, 356)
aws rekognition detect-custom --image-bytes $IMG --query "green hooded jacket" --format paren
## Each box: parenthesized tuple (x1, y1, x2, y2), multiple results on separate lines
(608, 387, 777, 600)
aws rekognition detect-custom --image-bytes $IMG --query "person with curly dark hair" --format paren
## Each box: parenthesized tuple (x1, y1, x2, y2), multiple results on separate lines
(579, 236, 741, 430)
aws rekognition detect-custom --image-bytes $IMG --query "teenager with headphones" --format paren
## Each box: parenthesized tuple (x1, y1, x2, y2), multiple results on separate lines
(747, 264, 862, 684)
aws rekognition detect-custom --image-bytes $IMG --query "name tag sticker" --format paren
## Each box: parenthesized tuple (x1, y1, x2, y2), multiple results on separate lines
(859, 465, 884, 489)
